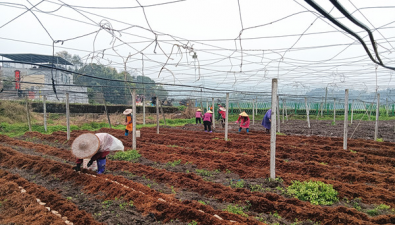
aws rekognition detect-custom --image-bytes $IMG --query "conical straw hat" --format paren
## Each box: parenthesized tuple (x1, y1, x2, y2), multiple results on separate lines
(123, 109, 133, 115)
(207, 110, 213, 113)
(219, 107, 226, 111)
(197, 109, 202, 111)
(239, 111, 248, 117)
(71, 133, 100, 159)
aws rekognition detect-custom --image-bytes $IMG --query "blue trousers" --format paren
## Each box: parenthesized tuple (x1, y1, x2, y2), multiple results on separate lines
(97, 158, 106, 174)
(238, 127, 249, 133)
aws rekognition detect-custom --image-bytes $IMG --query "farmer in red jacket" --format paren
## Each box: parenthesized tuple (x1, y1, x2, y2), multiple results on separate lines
(236, 111, 250, 133)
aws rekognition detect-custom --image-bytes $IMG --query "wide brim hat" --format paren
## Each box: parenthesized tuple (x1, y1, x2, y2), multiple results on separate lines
(71, 133, 100, 159)
(123, 109, 133, 115)
(197, 109, 202, 112)
(207, 110, 213, 113)
(219, 107, 226, 112)
(239, 112, 248, 117)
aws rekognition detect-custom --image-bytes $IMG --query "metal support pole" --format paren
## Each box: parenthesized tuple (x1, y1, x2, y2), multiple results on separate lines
(324, 87, 328, 115)
(343, 89, 349, 150)
(375, 93, 380, 141)
(305, 97, 310, 128)
(212, 98, 215, 129)
(270, 79, 278, 179)
(43, 95, 47, 132)
(156, 98, 160, 134)
(66, 93, 70, 140)
(132, 89, 137, 150)
(225, 93, 229, 140)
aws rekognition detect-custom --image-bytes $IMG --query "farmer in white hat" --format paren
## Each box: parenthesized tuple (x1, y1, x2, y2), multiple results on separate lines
(236, 111, 250, 133)
(195, 108, 203, 124)
(123, 108, 133, 136)
(72, 133, 124, 174)
(203, 110, 213, 132)
(219, 106, 226, 128)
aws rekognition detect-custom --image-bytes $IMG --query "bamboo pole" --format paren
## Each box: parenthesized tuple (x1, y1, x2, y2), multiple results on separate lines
(343, 89, 349, 150)
(270, 79, 278, 179)
(66, 93, 70, 140)
(43, 95, 47, 132)
(132, 89, 137, 150)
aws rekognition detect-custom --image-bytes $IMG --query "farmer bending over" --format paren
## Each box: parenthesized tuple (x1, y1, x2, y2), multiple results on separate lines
(72, 133, 124, 174)
(236, 111, 250, 133)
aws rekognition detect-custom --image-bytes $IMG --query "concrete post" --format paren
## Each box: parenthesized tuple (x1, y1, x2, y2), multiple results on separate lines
(25, 95, 31, 132)
(225, 93, 229, 141)
(252, 100, 255, 125)
(375, 93, 380, 141)
(212, 98, 215, 129)
(270, 79, 278, 179)
(143, 95, 146, 125)
(66, 93, 70, 140)
(282, 98, 285, 123)
(333, 99, 336, 124)
(43, 95, 47, 132)
(277, 95, 280, 133)
(156, 98, 160, 134)
(351, 100, 354, 124)
(305, 97, 310, 128)
(343, 89, 349, 150)
(132, 89, 137, 150)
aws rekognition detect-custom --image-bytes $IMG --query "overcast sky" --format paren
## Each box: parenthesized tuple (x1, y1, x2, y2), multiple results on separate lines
(1, 0, 395, 101)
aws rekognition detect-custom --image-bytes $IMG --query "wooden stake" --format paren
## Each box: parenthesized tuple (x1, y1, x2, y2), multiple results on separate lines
(43, 95, 47, 132)
(343, 89, 349, 150)
(25, 95, 31, 132)
(375, 93, 380, 141)
(66, 93, 70, 140)
(305, 97, 310, 128)
(270, 79, 278, 179)
(225, 93, 229, 141)
(102, 92, 111, 129)
(156, 98, 159, 134)
(132, 89, 137, 150)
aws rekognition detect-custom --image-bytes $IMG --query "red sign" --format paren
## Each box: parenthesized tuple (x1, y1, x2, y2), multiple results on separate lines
(15, 70, 20, 90)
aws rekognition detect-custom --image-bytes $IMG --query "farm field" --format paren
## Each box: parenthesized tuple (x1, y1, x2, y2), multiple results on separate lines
(1, 126, 395, 224)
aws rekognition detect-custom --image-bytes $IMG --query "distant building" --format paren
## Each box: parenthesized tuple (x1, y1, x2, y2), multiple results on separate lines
(0, 53, 88, 103)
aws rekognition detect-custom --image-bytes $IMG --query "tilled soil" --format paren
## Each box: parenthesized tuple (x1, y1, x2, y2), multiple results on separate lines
(2, 125, 395, 224)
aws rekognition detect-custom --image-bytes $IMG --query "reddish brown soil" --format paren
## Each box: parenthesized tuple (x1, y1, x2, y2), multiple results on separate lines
(0, 143, 257, 225)
(4, 127, 395, 224)
(0, 176, 66, 225)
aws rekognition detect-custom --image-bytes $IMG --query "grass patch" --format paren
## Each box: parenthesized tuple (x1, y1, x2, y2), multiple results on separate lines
(166, 159, 182, 167)
(376, 138, 383, 142)
(287, 180, 339, 205)
(108, 149, 141, 161)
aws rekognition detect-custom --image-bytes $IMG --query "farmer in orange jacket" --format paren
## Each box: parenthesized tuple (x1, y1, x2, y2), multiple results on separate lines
(123, 108, 133, 136)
